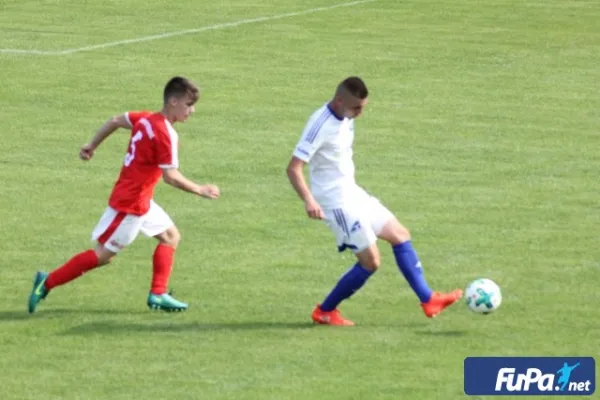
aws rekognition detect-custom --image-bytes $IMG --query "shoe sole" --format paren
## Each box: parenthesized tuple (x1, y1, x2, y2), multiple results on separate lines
(312, 318, 354, 326)
(147, 304, 187, 312)
(424, 296, 462, 318)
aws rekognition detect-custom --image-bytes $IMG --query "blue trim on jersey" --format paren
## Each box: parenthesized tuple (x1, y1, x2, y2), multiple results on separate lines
(305, 108, 331, 144)
(333, 209, 345, 235)
(333, 209, 350, 236)
(333, 209, 342, 232)
(326, 104, 344, 121)
(340, 211, 351, 236)
(295, 148, 310, 157)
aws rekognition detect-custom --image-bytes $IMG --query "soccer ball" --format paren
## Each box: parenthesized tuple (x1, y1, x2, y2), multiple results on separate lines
(465, 278, 502, 314)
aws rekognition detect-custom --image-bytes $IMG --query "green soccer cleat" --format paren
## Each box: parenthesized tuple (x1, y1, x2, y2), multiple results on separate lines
(147, 292, 188, 312)
(28, 271, 49, 314)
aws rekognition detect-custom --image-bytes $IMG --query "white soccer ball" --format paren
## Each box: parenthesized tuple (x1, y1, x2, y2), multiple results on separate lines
(465, 278, 502, 314)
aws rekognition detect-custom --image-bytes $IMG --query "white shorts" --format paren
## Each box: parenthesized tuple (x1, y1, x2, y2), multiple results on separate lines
(91, 200, 174, 253)
(323, 195, 394, 254)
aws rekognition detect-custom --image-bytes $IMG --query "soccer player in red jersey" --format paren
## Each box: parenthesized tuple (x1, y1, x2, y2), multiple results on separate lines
(28, 76, 219, 313)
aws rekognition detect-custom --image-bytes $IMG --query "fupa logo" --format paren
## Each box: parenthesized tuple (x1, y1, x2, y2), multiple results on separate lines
(496, 362, 591, 393)
(464, 357, 596, 396)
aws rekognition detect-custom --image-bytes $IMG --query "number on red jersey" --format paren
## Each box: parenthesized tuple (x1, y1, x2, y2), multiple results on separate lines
(124, 130, 143, 167)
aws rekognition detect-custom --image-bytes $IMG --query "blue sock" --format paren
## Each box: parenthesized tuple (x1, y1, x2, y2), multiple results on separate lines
(320, 263, 373, 312)
(392, 241, 433, 303)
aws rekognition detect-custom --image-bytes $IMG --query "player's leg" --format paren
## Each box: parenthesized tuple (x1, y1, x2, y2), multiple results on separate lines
(311, 208, 378, 326)
(151, 226, 180, 295)
(370, 197, 462, 317)
(28, 208, 141, 313)
(140, 201, 187, 312)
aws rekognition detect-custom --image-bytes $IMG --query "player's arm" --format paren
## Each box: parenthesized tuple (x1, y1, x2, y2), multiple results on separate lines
(156, 125, 219, 199)
(287, 122, 327, 220)
(80, 114, 132, 160)
(162, 168, 219, 199)
(286, 157, 314, 203)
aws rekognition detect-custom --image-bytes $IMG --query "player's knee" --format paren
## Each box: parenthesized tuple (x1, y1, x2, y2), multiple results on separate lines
(357, 248, 381, 272)
(372, 252, 382, 269)
(171, 228, 181, 247)
(363, 256, 381, 272)
(94, 245, 116, 265)
(379, 218, 411, 245)
(160, 226, 181, 248)
(396, 225, 411, 242)
(387, 223, 411, 245)
(362, 258, 381, 272)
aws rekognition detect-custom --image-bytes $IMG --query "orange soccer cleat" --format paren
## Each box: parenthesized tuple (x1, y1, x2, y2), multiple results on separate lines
(311, 304, 355, 326)
(421, 289, 463, 318)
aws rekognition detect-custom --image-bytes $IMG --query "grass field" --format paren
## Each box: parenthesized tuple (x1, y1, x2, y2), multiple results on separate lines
(1, 0, 599, 399)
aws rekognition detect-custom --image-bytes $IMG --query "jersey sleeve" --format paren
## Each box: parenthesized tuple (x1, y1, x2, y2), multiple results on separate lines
(125, 111, 151, 128)
(292, 115, 330, 162)
(155, 125, 179, 169)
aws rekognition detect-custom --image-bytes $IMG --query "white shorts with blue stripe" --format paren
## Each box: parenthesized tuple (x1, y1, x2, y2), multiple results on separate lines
(323, 195, 394, 254)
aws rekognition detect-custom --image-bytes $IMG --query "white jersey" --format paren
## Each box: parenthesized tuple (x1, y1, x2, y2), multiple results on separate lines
(293, 104, 368, 209)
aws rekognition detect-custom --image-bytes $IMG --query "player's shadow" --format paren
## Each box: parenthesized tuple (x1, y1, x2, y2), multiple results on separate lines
(0, 311, 39, 321)
(61, 320, 316, 335)
(415, 329, 468, 337)
(61, 320, 434, 335)
(0, 308, 148, 322)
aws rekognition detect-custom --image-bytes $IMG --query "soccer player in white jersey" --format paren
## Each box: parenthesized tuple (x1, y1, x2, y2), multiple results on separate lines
(287, 76, 462, 326)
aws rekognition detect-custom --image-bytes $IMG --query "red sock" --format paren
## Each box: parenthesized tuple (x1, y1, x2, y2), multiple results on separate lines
(46, 249, 100, 290)
(151, 244, 175, 295)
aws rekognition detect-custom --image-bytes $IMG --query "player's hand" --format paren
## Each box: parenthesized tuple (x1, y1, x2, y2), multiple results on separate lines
(305, 199, 324, 220)
(198, 184, 220, 199)
(79, 144, 95, 161)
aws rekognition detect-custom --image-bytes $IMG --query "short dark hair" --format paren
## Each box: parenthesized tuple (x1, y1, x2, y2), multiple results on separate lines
(163, 76, 200, 104)
(338, 76, 368, 99)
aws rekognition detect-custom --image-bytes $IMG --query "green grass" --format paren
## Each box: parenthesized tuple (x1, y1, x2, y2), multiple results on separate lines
(1, 0, 599, 399)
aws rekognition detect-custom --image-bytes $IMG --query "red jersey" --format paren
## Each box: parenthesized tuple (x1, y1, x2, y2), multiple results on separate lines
(108, 111, 179, 215)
